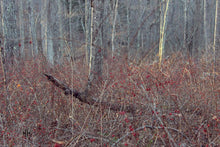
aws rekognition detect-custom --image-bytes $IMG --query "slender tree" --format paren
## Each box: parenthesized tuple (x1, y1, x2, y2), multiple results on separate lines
(159, 0, 170, 68)
(3, 0, 17, 62)
(18, 0, 24, 57)
(126, 1, 130, 58)
(203, 0, 208, 56)
(111, 0, 118, 56)
(213, 0, 218, 83)
(29, 0, 38, 56)
(41, 0, 48, 58)
(57, 0, 64, 63)
(69, 0, 73, 50)
(213, 0, 218, 60)
(47, 0, 55, 64)
(88, 0, 94, 82)
(85, 0, 89, 64)
(88, 0, 104, 86)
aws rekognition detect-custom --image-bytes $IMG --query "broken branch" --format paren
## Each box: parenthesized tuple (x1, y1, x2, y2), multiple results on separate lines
(44, 73, 137, 113)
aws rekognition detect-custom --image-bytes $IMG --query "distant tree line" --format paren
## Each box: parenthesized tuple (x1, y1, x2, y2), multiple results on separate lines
(0, 0, 219, 65)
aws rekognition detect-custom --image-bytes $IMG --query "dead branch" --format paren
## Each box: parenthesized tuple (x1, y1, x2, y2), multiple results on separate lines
(44, 73, 137, 113)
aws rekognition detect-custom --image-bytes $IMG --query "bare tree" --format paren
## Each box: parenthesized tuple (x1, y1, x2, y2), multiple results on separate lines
(85, 0, 89, 64)
(57, 0, 64, 63)
(3, 0, 17, 62)
(18, 0, 24, 57)
(40, 0, 54, 64)
(213, 0, 219, 83)
(29, 0, 38, 56)
(159, 0, 170, 67)
(68, 0, 73, 51)
(203, 0, 208, 56)
(111, 0, 118, 56)
(41, 0, 48, 59)
(88, 0, 104, 85)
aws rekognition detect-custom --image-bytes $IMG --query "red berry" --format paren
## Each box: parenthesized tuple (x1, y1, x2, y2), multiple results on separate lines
(90, 138, 95, 142)
(54, 143, 62, 147)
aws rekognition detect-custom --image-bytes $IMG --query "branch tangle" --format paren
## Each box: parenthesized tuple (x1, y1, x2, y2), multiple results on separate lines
(44, 73, 137, 113)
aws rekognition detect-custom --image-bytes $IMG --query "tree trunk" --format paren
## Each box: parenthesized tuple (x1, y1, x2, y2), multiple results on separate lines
(4, 0, 17, 63)
(88, 0, 104, 86)
(85, 0, 89, 64)
(184, 0, 187, 51)
(44, 73, 137, 114)
(111, 0, 118, 56)
(213, 0, 219, 84)
(193, 0, 202, 56)
(126, 3, 130, 59)
(18, 0, 24, 57)
(41, 0, 54, 64)
(213, 0, 218, 60)
(29, 0, 38, 56)
(69, 0, 73, 51)
(47, 1, 54, 64)
(203, 0, 208, 56)
(41, 0, 48, 58)
(57, 0, 64, 63)
(159, 0, 170, 68)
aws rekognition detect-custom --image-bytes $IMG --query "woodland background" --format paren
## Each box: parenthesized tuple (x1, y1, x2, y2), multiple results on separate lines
(0, 0, 219, 63)
(0, 0, 219, 146)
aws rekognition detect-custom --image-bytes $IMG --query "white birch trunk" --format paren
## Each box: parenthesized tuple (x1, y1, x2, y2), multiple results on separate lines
(213, 0, 218, 58)
(88, 1, 94, 78)
(213, 0, 218, 84)
(159, 0, 170, 68)
(85, 0, 89, 64)
(0, 0, 5, 55)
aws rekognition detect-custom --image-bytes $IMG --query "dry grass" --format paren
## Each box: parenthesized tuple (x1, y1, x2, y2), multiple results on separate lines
(0, 52, 219, 146)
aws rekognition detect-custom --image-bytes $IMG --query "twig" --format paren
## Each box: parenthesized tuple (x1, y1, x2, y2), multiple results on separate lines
(112, 125, 190, 146)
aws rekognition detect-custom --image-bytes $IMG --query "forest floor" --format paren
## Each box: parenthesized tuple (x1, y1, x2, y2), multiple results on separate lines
(0, 52, 219, 146)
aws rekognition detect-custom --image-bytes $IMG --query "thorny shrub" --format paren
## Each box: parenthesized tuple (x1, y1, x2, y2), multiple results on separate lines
(0, 52, 219, 146)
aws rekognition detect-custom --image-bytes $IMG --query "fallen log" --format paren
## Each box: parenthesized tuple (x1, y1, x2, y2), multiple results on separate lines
(44, 73, 137, 113)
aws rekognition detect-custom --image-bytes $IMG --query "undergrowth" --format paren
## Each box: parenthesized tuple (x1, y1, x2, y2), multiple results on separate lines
(0, 52, 219, 146)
